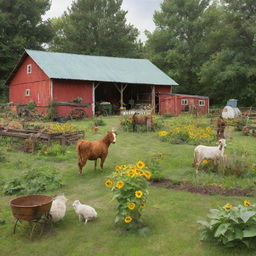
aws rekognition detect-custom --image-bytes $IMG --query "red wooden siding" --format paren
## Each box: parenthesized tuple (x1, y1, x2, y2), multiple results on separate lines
(9, 55, 51, 115)
(159, 94, 209, 115)
(53, 79, 93, 118)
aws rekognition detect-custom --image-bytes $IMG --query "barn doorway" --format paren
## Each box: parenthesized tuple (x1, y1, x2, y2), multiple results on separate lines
(94, 83, 154, 115)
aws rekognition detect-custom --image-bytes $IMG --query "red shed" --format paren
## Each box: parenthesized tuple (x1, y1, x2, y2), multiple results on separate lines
(159, 93, 209, 115)
(6, 49, 178, 117)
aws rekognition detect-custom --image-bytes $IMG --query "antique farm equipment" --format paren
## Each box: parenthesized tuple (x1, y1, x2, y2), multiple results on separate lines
(68, 108, 86, 120)
(10, 195, 53, 239)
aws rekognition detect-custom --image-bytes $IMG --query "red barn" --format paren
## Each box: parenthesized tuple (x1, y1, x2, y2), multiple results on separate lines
(6, 49, 208, 117)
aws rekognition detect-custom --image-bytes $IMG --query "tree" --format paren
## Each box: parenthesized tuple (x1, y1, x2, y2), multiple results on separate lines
(0, 0, 53, 94)
(145, 0, 211, 94)
(49, 0, 141, 58)
(199, 0, 256, 106)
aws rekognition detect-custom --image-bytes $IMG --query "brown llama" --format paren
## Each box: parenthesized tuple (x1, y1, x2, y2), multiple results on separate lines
(76, 130, 117, 175)
(132, 113, 153, 132)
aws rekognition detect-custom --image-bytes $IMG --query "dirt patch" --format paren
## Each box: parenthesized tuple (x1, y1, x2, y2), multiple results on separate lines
(151, 179, 254, 197)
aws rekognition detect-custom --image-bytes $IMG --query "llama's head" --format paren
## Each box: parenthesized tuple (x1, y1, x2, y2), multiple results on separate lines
(218, 139, 226, 150)
(55, 194, 68, 203)
(72, 200, 80, 209)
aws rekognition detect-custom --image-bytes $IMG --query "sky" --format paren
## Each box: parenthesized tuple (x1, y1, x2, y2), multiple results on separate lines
(43, 0, 163, 41)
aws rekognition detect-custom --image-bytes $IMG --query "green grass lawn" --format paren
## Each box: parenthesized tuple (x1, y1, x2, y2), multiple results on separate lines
(0, 116, 256, 256)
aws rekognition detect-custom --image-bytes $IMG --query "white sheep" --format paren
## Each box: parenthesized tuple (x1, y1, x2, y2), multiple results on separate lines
(49, 194, 68, 222)
(72, 200, 97, 224)
(194, 139, 227, 174)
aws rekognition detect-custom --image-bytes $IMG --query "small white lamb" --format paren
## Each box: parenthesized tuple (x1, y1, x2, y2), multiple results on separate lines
(72, 200, 97, 224)
(49, 194, 68, 222)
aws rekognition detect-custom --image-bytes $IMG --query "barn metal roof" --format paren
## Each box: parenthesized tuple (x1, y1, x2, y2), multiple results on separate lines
(23, 49, 178, 86)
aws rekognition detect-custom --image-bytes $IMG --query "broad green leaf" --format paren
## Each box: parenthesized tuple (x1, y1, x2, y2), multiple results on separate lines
(243, 226, 256, 238)
(214, 223, 230, 237)
(239, 211, 256, 223)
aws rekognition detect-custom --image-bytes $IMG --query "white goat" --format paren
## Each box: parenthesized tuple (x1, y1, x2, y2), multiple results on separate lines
(49, 194, 68, 222)
(194, 139, 227, 174)
(72, 200, 97, 224)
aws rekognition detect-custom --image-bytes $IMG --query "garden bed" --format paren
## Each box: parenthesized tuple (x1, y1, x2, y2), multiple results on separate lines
(151, 179, 254, 197)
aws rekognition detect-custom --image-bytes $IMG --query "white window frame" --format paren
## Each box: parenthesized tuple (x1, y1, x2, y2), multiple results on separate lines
(27, 64, 32, 74)
(199, 99, 205, 106)
(25, 89, 30, 96)
(181, 99, 188, 105)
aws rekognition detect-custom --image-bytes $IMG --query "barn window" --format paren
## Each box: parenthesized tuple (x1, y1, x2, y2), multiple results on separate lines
(181, 99, 188, 105)
(27, 64, 32, 74)
(199, 100, 205, 106)
(25, 89, 30, 96)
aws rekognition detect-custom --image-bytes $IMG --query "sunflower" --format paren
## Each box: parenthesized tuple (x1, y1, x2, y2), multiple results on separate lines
(137, 161, 145, 169)
(127, 202, 136, 210)
(159, 131, 168, 137)
(143, 170, 152, 180)
(244, 200, 252, 207)
(127, 169, 135, 177)
(140, 203, 146, 209)
(115, 165, 122, 172)
(105, 179, 113, 188)
(124, 216, 133, 223)
(223, 203, 233, 210)
(129, 165, 137, 171)
(116, 181, 124, 189)
(135, 190, 143, 198)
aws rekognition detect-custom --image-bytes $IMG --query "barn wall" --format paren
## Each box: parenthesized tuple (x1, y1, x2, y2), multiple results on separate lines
(159, 94, 209, 115)
(155, 85, 172, 94)
(9, 55, 51, 115)
(53, 79, 93, 117)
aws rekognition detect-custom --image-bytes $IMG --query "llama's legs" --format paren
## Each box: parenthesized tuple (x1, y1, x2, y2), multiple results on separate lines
(78, 158, 87, 175)
(195, 160, 201, 174)
(94, 159, 97, 170)
(100, 156, 107, 169)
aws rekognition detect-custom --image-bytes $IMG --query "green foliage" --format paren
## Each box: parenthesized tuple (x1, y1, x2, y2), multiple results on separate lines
(46, 100, 57, 120)
(27, 101, 36, 111)
(147, 153, 165, 181)
(39, 143, 67, 157)
(93, 118, 106, 126)
(49, 0, 141, 58)
(0, 0, 53, 87)
(3, 168, 63, 195)
(0, 151, 5, 162)
(105, 162, 151, 230)
(198, 201, 256, 248)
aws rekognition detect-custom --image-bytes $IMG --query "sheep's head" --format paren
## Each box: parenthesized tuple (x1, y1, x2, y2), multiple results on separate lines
(72, 200, 80, 209)
(55, 194, 68, 203)
(218, 139, 227, 149)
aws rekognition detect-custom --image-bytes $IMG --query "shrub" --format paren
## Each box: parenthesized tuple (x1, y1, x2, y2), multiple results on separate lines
(39, 143, 67, 156)
(93, 118, 106, 126)
(27, 101, 36, 111)
(105, 161, 151, 230)
(3, 168, 63, 195)
(147, 153, 165, 181)
(198, 201, 256, 248)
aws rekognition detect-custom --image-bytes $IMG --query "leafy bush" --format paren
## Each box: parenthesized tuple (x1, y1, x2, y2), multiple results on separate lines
(39, 143, 67, 156)
(93, 118, 106, 126)
(105, 161, 151, 230)
(198, 201, 256, 248)
(3, 168, 63, 195)
(201, 152, 251, 177)
(147, 153, 165, 181)
(27, 101, 36, 111)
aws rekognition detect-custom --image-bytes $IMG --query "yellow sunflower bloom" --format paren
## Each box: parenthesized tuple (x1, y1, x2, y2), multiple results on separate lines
(127, 169, 135, 177)
(115, 165, 122, 172)
(137, 161, 145, 169)
(159, 131, 168, 137)
(143, 170, 152, 180)
(135, 190, 143, 198)
(116, 181, 124, 189)
(127, 202, 136, 210)
(244, 200, 252, 207)
(105, 179, 113, 188)
(223, 203, 233, 210)
(124, 216, 133, 223)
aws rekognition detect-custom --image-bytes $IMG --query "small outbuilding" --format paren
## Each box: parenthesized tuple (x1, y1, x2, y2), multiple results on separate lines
(158, 93, 209, 115)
